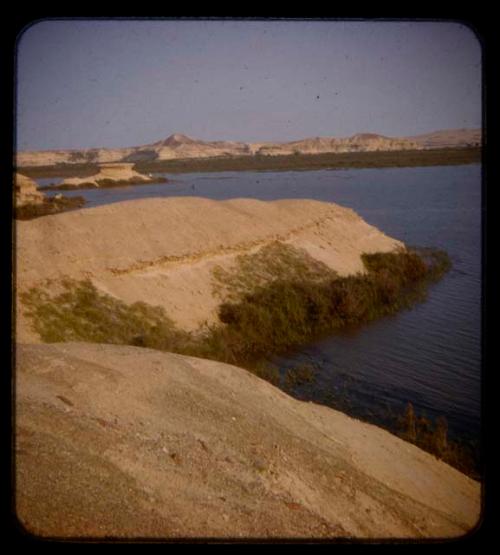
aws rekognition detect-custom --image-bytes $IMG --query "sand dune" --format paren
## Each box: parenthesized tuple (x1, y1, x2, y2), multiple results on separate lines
(15, 342, 481, 538)
(16, 197, 403, 339)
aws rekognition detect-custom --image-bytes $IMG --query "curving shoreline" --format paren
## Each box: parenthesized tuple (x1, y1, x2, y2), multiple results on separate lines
(16, 197, 402, 336)
(15, 196, 480, 538)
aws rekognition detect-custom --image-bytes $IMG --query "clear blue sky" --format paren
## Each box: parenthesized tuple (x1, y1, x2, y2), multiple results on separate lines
(16, 19, 482, 151)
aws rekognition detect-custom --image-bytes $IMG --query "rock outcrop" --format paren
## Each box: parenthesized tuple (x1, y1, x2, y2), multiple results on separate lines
(52, 162, 162, 189)
(18, 129, 481, 168)
(15, 173, 45, 206)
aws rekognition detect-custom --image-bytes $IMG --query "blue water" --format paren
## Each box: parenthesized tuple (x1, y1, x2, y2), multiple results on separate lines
(40, 164, 482, 441)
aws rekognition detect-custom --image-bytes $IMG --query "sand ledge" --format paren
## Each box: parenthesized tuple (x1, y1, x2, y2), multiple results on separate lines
(16, 197, 404, 339)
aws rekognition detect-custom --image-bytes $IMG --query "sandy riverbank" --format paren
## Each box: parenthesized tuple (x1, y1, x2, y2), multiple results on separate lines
(15, 342, 481, 539)
(41, 162, 164, 190)
(14, 196, 481, 539)
(15, 196, 403, 341)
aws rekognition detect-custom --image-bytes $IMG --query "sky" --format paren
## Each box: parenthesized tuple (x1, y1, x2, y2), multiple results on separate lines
(16, 19, 482, 151)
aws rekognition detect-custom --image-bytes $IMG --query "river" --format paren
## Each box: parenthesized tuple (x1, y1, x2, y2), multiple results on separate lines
(39, 164, 482, 443)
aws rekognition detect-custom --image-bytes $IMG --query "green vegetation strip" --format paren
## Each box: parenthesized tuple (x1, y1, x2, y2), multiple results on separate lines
(21, 244, 450, 365)
(17, 147, 481, 179)
(135, 148, 481, 174)
(19, 243, 479, 477)
(15, 196, 86, 220)
(398, 402, 479, 479)
(38, 176, 169, 192)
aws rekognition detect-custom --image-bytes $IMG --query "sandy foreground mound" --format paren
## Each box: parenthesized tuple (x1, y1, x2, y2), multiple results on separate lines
(15, 342, 480, 539)
(16, 197, 403, 340)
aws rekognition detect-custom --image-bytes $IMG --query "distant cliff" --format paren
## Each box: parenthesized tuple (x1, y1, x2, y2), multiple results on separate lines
(16, 128, 480, 168)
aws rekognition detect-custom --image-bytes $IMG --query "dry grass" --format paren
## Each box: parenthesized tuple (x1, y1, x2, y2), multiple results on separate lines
(397, 403, 480, 479)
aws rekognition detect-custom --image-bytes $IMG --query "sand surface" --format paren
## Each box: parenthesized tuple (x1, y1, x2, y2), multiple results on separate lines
(16, 197, 403, 339)
(14, 196, 481, 540)
(57, 162, 158, 188)
(15, 342, 481, 539)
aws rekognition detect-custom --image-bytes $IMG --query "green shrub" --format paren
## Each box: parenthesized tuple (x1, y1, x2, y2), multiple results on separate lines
(252, 361, 281, 387)
(283, 363, 316, 391)
(396, 403, 479, 479)
(213, 246, 450, 365)
(15, 196, 86, 220)
(21, 245, 451, 367)
(21, 245, 479, 476)
(20, 279, 189, 348)
(212, 241, 336, 301)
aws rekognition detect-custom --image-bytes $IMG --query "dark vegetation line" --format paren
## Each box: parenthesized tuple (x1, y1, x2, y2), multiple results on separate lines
(19, 243, 479, 477)
(38, 176, 169, 192)
(15, 196, 86, 220)
(17, 147, 481, 179)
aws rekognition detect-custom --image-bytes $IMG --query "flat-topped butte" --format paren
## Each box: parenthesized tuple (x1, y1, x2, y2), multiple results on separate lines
(39, 162, 168, 190)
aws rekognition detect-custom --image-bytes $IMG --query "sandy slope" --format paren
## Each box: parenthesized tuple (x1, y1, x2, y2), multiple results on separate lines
(16, 197, 402, 339)
(406, 129, 481, 149)
(15, 342, 480, 539)
(14, 196, 481, 539)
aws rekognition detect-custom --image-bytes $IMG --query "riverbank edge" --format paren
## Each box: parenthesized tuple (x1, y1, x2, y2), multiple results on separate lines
(15, 341, 481, 539)
(17, 147, 481, 179)
(18, 245, 480, 478)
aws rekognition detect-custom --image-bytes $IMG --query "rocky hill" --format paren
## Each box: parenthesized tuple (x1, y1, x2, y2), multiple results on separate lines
(15, 173, 45, 206)
(405, 128, 481, 149)
(17, 128, 472, 168)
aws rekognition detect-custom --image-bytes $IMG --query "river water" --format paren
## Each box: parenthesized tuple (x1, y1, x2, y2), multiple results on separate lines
(40, 164, 482, 442)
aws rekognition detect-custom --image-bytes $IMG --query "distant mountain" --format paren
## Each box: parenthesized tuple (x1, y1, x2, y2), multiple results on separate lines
(16, 129, 481, 168)
(157, 133, 200, 148)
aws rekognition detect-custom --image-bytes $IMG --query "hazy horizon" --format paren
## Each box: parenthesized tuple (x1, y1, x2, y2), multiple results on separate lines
(16, 127, 483, 154)
(16, 19, 482, 151)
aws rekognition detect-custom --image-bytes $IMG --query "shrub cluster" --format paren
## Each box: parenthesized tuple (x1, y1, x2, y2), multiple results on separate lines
(15, 196, 86, 220)
(213, 247, 450, 364)
(39, 176, 168, 192)
(20, 244, 477, 476)
(134, 147, 481, 174)
(20, 246, 450, 366)
(398, 402, 480, 479)
(21, 279, 189, 349)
